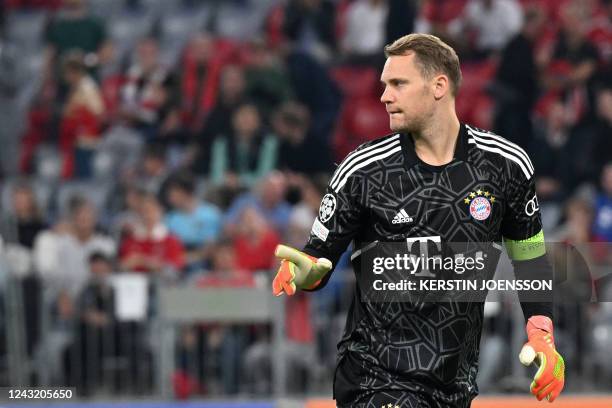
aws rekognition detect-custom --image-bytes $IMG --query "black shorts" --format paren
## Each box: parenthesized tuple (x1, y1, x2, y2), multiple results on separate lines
(337, 390, 472, 408)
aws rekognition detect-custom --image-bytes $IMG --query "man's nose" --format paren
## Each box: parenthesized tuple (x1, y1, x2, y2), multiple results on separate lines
(380, 87, 393, 104)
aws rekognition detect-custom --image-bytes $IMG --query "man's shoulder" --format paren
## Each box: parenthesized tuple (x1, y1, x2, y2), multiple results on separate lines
(353, 132, 401, 153)
(340, 132, 402, 167)
(196, 202, 221, 217)
(330, 133, 402, 191)
(464, 124, 535, 180)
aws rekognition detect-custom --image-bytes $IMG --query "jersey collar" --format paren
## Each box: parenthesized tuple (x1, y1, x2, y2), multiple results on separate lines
(400, 122, 469, 171)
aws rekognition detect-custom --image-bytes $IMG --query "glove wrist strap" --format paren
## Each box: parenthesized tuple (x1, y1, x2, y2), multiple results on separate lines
(526, 315, 554, 340)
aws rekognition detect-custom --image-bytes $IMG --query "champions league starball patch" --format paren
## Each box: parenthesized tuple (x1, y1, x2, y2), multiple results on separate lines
(464, 189, 495, 221)
(319, 193, 337, 223)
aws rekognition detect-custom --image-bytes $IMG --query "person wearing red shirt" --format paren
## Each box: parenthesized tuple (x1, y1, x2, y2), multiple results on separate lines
(232, 206, 280, 273)
(119, 193, 185, 273)
(59, 51, 105, 178)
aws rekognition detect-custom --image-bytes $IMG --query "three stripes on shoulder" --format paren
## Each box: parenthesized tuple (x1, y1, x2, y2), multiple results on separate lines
(330, 134, 402, 192)
(465, 124, 534, 180)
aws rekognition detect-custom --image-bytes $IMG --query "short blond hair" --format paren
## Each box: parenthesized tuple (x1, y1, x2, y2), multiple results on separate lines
(384, 33, 462, 96)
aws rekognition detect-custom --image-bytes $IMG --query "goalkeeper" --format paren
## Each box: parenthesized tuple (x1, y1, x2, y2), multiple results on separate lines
(272, 33, 564, 407)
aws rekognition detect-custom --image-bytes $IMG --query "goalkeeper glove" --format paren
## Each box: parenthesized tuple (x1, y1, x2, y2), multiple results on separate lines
(272, 245, 332, 296)
(519, 315, 565, 402)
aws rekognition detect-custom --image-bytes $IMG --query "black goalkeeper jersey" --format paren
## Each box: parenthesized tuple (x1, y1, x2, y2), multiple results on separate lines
(303, 123, 543, 407)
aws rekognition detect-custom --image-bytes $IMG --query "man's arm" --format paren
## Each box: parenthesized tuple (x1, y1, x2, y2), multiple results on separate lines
(501, 154, 565, 402)
(273, 155, 366, 296)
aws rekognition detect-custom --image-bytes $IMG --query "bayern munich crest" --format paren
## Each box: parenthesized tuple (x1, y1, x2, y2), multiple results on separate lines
(319, 194, 337, 223)
(464, 189, 496, 221)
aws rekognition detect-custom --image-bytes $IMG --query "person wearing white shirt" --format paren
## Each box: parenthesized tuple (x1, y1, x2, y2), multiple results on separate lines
(449, 0, 524, 57)
(35, 197, 115, 298)
(341, 0, 389, 63)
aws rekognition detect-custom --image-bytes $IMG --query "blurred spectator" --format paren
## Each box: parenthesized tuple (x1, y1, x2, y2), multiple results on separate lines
(594, 163, 612, 242)
(110, 184, 145, 240)
(340, 0, 388, 66)
(173, 326, 202, 399)
(1, 182, 48, 249)
(135, 143, 170, 196)
(538, 1, 599, 125)
(560, 83, 612, 203)
(282, 0, 337, 62)
(209, 102, 278, 188)
(285, 176, 322, 246)
(552, 197, 596, 244)
(385, 0, 418, 45)
(416, 0, 466, 46)
(190, 65, 247, 175)
(35, 195, 115, 298)
(179, 33, 218, 133)
(284, 50, 340, 170)
(164, 172, 221, 271)
(245, 38, 294, 118)
(197, 240, 251, 286)
(67, 252, 150, 394)
(70, 252, 116, 392)
(43, 0, 112, 81)
(59, 51, 105, 179)
(118, 37, 175, 140)
(1, 181, 48, 357)
(0, 27, 20, 177)
(449, 0, 523, 59)
(530, 100, 597, 202)
(40, 288, 75, 385)
(224, 172, 291, 236)
(232, 207, 279, 273)
(581, 85, 612, 179)
(119, 193, 185, 274)
(274, 101, 328, 174)
(587, 0, 612, 65)
(491, 6, 544, 148)
(0, 1, 5, 33)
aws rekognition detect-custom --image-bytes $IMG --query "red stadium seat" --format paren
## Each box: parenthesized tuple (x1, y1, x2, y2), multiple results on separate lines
(456, 60, 497, 128)
(330, 66, 380, 99)
(519, 0, 569, 22)
(333, 97, 390, 162)
(421, 0, 469, 25)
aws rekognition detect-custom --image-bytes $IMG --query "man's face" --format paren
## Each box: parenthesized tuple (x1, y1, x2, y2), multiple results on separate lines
(167, 187, 189, 210)
(380, 53, 435, 134)
(141, 199, 162, 227)
(137, 41, 159, 71)
(191, 35, 213, 62)
(73, 205, 96, 235)
(90, 259, 112, 278)
(220, 66, 246, 100)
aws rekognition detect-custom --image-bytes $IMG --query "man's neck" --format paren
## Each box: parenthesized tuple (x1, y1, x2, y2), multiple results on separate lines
(411, 113, 461, 166)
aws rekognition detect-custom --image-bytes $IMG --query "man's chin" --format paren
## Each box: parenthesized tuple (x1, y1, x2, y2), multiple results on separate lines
(390, 123, 411, 134)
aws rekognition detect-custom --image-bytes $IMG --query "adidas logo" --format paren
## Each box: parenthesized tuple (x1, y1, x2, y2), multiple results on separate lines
(392, 209, 414, 224)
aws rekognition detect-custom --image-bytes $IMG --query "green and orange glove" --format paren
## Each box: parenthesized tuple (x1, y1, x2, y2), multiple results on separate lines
(272, 245, 332, 296)
(519, 315, 565, 402)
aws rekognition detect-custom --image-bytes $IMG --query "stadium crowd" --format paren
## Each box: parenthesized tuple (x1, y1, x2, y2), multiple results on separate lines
(0, 0, 611, 399)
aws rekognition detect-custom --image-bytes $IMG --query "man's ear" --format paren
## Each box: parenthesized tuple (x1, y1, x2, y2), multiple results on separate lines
(432, 74, 450, 100)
